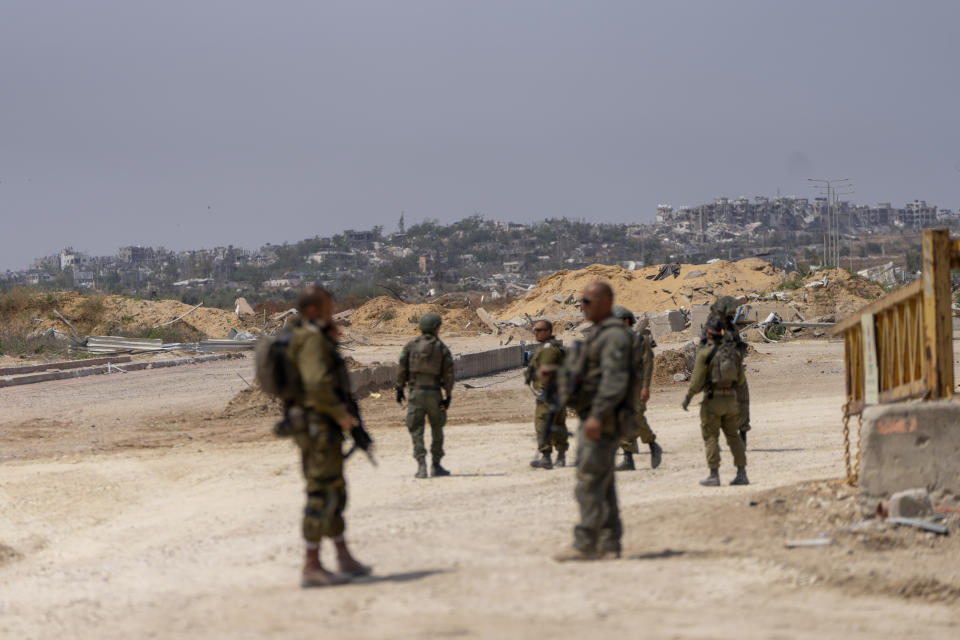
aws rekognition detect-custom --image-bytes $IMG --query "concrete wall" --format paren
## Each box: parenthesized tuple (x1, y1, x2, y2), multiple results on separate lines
(638, 310, 686, 339)
(349, 345, 523, 395)
(859, 400, 960, 500)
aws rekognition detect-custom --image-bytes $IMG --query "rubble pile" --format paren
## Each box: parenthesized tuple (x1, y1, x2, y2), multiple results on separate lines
(346, 296, 485, 336)
(497, 259, 783, 320)
(222, 384, 282, 419)
(24, 292, 264, 338)
(799, 269, 885, 319)
(653, 348, 694, 385)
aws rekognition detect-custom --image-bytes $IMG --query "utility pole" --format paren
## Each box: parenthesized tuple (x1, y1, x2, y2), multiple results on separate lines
(809, 178, 851, 268)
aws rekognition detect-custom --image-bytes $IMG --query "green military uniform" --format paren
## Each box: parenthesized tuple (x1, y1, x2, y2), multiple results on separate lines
(526, 337, 569, 457)
(565, 316, 634, 555)
(619, 331, 657, 452)
(685, 342, 747, 474)
(286, 317, 352, 542)
(707, 296, 750, 436)
(397, 315, 455, 474)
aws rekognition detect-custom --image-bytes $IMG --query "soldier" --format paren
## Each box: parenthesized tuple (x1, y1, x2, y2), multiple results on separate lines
(286, 285, 371, 587)
(554, 281, 634, 561)
(396, 312, 455, 479)
(682, 316, 749, 486)
(705, 295, 751, 447)
(611, 306, 663, 471)
(526, 319, 569, 469)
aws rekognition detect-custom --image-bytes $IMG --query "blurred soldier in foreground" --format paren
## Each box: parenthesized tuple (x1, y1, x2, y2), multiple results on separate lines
(526, 319, 569, 469)
(555, 281, 634, 561)
(611, 306, 663, 471)
(705, 295, 751, 447)
(286, 285, 371, 587)
(396, 312, 455, 478)
(683, 316, 749, 487)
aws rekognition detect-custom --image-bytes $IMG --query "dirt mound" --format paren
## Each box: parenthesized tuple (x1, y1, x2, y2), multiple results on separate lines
(653, 348, 693, 385)
(222, 385, 282, 419)
(498, 259, 782, 320)
(800, 269, 885, 319)
(9, 291, 263, 339)
(347, 296, 485, 337)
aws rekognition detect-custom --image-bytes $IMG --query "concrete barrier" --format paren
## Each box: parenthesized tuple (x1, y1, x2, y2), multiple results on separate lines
(859, 400, 960, 500)
(637, 310, 686, 339)
(349, 345, 523, 396)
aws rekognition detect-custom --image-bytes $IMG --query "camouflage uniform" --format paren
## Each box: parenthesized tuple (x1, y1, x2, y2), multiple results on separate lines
(526, 336, 568, 456)
(397, 323, 455, 468)
(619, 331, 657, 452)
(685, 343, 747, 472)
(565, 316, 634, 555)
(706, 296, 750, 434)
(286, 317, 352, 542)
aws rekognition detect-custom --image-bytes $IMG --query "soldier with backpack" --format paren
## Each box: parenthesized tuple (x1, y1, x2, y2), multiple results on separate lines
(395, 312, 455, 479)
(270, 285, 372, 587)
(682, 316, 749, 487)
(705, 295, 751, 447)
(526, 319, 569, 470)
(611, 306, 663, 471)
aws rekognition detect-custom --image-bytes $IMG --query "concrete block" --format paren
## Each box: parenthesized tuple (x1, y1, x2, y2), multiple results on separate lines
(859, 400, 960, 501)
(888, 489, 933, 518)
(640, 310, 687, 338)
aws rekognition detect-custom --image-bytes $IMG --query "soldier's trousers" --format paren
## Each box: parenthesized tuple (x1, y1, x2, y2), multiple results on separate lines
(700, 393, 747, 470)
(574, 427, 621, 553)
(737, 380, 751, 432)
(620, 401, 656, 453)
(294, 416, 346, 542)
(406, 389, 446, 462)
(535, 401, 568, 454)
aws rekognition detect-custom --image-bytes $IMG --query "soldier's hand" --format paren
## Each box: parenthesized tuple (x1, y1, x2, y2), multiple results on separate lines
(336, 411, 358, 433)
(680, 396, 690, 412)
(395, 386, 406, 405)
(584, 416, 602, 441)
(640, 387, 650, 404)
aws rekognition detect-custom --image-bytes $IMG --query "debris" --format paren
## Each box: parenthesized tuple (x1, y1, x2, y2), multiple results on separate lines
(476, 308, 501, 334)
(888, 489, 934, 519)
(683, 270, 706, 280)
(647, 263, 682, 281)
(369, 392, 382, 399)
(886, 517, 949, 535)
(153, 302, 203, 329)
(785, 538, 833, 548)
(234, 297, 255, 318)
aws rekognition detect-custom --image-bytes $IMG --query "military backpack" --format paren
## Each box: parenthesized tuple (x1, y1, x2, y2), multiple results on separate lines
(708, 339, 742, 389)
(254, 327, 300, 402)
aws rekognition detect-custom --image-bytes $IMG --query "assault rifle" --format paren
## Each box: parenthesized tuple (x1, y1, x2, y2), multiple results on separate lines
(343, 395, 376, 466)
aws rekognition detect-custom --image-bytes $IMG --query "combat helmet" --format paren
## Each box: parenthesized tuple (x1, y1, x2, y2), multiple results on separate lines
(710, 295, 739, 319)
(418, 312, 442, 334)
(612, 305, 636, 325)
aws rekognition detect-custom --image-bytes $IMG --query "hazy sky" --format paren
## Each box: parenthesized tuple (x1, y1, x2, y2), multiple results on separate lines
(2, 1, 958, 270)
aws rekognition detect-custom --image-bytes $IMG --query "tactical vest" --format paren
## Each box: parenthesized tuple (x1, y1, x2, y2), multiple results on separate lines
(406, 334, 446, 388)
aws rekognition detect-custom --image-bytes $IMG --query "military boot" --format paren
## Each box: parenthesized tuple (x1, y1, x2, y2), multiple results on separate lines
(699, 468, 720, 487)
(649, 441, 663, 469)
(555, 450, 567, 468)
(415, 459, 428, 479)
(615, 452, 635, 471)
(431, 459, 450, 477)
(730, 466, 749, 486)
(530, 452, 553, 470)
(301, 547, 350, 588)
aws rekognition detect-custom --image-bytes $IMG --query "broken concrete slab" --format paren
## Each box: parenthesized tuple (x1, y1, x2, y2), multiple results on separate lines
(683, 270, 706, 280)
(234, 297, 255, 318)
(888, 489, 934, 519)
(636, 310, 686, 338)
(476, 308, 501, 334)
(859, 401, 960, 503)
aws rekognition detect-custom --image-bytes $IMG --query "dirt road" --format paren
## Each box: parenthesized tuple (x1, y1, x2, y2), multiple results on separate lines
(1, 341, 958, 639)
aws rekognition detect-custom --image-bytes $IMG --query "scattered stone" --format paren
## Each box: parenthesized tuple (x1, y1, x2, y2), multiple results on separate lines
(888, 489, 934, 519)
(683, 270, 706, 280)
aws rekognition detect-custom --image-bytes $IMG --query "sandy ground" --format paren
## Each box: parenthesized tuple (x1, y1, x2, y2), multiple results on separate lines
(1, 340, 959, 639)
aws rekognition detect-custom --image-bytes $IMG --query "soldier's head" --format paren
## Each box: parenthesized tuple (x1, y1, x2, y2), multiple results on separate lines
(711, 295, 739, 320)
(533, 319, 553, 343)
(297, 285, 333, 324)
(612, 305, 636, 328)
(705, 317, 724, 343)
(418, 312, 443, 334)
(581, 281, 614, 324)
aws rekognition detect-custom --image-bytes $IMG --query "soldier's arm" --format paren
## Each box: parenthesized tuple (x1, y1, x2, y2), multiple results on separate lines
(589, 330, 632, 420)
(396, 345, 410, 388)
(686, 348, 710, 398)
(441, 345, 455, 395)
(641, 336, 654, 390)
(298, 333, 348, 421)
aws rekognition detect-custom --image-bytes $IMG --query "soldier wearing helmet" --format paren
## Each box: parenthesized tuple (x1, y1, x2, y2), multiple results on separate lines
(396, 312, 455, 478)
(611, 306, 663, 471)
(703, 295, 751, 447)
